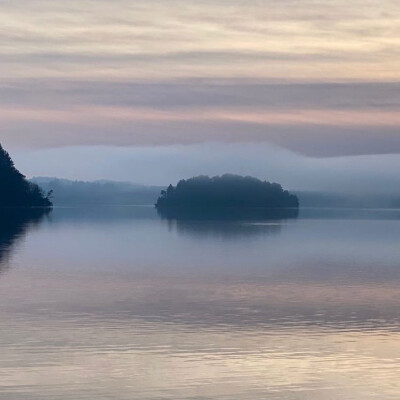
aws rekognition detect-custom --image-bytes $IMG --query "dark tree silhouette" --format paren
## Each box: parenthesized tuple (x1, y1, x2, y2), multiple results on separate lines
(0, 144, 52, 207)
(155, 174, 299, 209)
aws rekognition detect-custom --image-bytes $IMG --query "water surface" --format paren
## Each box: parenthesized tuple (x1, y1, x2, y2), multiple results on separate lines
(0, 206, 399, 399)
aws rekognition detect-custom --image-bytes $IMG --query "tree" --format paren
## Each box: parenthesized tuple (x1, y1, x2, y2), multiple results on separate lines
(0, 144, 52, 207)
(155, 174, 299, 209)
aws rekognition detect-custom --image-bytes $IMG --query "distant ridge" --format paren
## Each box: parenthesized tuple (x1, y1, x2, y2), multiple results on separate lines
(31, 177, 163, 206)
(0, 144, 52, 208)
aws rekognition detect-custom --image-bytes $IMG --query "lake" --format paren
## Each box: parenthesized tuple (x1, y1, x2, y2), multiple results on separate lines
(0, 206, 399, 399)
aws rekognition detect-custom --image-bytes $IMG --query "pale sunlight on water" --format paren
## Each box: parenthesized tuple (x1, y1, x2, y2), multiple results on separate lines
(0, 206, 399, 399)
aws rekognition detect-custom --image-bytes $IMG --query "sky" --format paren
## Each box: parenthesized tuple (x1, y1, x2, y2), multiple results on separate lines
(1, 0, 400, 191)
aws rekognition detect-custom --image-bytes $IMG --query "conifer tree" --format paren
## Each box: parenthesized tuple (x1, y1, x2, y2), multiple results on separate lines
(0, 144, 52, 207)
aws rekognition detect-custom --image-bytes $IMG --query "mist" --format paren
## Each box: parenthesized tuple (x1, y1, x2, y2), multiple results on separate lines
(10, 143, 400, 194)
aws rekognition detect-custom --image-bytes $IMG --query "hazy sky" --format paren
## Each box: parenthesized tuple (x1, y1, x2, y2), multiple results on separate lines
(2, 0, 400, 190)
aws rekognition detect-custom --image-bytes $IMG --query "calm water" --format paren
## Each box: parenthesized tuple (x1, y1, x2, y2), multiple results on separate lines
(0, 206, 400, 399)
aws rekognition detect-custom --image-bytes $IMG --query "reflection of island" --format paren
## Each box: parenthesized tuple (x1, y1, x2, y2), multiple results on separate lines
(157, 206, 298, 221)
(0, 209, 50, 272)
(157, 207, 298, 239)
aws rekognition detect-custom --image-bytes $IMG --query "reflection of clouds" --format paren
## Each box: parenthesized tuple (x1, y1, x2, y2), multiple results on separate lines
(1, 209, 400, 398)
(85, 277, 400, 330)
(2, 272, 400, 399)
(4, 271, 400, 333)
(0, 209, 50, 274)
(2, 306, 399, 400)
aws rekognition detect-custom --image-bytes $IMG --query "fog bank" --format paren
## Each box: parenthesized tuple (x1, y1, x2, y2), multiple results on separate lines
(11, 143, 400, 194)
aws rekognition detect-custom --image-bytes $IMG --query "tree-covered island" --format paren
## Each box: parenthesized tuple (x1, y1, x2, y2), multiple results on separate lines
(155, 174, 299, 209)
(0, 144, 52, 208)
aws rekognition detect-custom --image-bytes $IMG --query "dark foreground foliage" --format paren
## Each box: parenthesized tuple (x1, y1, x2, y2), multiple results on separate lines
(0, 144, 52, 207)
(156, 174, 299, 209)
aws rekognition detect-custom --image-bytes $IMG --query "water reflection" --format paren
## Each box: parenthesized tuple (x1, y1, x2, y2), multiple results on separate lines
(48, 205, 157, 224)
(299, 207, 400, 220)
(0, 208, 50, 272)
(157, 206, 299, 221)
(157, 207, 298, 238)
(0, 207, 399, 400)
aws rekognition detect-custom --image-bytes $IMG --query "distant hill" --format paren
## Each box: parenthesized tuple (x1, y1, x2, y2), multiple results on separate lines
(155, 174, 299, 209)
(0, 145, 52, 207)
(30, 176, 400, 210)
(31, 177, 163, 206)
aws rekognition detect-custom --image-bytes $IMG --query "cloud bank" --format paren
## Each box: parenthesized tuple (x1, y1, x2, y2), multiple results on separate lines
(2, 80, 400, 157)
(1, 0, 400, 157)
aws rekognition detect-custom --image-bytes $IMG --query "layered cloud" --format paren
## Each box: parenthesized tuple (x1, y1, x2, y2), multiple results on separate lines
(1, 0, 400, 156)
(2, 0, 400, 80)
(2, 80, 400, 156)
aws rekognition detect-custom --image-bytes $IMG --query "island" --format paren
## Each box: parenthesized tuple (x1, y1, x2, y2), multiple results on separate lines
(155, 174, 299, 220)
(0, 144, 52, 208)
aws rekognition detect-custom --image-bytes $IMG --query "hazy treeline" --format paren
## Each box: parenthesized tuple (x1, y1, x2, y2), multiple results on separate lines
(29, 176, 400, 209)
(0, 144, 52, 207)
(156, 174, 299, 208)
(31, 177, 163, 206)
